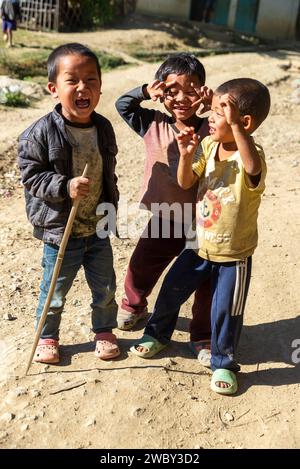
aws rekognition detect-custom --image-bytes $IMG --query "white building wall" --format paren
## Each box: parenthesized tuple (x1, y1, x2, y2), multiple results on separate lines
(256, 0, 300, 39)
(136, 0, 191, 20)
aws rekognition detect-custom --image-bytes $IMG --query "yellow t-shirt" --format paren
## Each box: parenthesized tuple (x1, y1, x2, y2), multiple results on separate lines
(186, 136, 267, 262)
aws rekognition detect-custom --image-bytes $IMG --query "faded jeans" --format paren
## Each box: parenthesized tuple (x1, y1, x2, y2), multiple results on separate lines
(36, 234, 117, 340)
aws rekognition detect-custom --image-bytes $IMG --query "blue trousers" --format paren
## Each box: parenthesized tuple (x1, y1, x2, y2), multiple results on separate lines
(36, 234, 117, 340)
(145, 249, 252, 371)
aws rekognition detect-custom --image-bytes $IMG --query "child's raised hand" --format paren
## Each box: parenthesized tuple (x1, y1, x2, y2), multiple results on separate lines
(191, 84, 213, 114)
(219, 93, 240, 126)
(146, 79, 176, 102)
(177, 127, 199, 158)
(69, 176, 90, 199)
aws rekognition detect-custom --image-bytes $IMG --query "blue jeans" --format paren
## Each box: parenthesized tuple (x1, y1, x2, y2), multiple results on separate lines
(36, 234, 117, 340)
(145, 249, 252, 372)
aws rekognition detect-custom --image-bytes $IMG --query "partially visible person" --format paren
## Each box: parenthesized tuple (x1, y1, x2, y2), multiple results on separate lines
(202, 0, 216, 23)
(1, 0, 20, 47)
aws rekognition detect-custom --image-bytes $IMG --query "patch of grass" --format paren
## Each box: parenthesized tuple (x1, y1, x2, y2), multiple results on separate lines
(97, 52, 127, 71)
(0, 50, 49, 80)
(0, 48, 128, 84)
(131, 50, 168, 62)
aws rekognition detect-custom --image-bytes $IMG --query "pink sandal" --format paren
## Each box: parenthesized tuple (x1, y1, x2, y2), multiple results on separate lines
(33, 338, 60, 364)
(94, 332, 120, 360)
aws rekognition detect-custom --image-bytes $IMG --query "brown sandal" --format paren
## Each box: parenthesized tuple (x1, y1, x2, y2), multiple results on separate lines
(33, 338, 60, 364)
(94, 332, 120, 360)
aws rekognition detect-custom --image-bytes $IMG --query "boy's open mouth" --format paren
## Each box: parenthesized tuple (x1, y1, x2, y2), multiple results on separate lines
(174, 105, 190, 111)
(75, 98, 90, 109)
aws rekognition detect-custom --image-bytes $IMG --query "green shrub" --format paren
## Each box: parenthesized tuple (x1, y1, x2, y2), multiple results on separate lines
(69, 0, 115, 28)
(0, 87, 30, 107)
(0, 52, 48, 79)
(97, 52, 127, 70)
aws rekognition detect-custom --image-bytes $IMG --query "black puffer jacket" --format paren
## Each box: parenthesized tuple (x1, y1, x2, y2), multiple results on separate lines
(18, 104, 119, 245)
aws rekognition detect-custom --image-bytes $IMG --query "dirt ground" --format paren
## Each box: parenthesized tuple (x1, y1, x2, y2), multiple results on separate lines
(0, 20, 300, 450)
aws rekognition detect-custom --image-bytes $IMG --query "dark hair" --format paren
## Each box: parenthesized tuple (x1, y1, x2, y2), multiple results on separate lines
(155, 52, 206, 85)
(215, 78, 271, 126)
(47, 43, 101, 82)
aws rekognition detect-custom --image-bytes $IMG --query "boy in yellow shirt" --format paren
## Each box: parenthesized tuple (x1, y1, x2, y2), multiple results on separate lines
(130, 78, 270, 395)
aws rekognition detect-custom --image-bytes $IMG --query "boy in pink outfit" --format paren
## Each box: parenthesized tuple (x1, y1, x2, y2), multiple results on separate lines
(115, 53, 213, 364)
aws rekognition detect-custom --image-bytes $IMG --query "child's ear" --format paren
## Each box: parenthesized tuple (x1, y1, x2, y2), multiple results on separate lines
(241, 114, 254, 131)
(47, 82, 58, 98)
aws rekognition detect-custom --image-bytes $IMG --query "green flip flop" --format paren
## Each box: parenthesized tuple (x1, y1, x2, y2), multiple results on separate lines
(130, 334, 167, 358)
(210, 368, 238, 395)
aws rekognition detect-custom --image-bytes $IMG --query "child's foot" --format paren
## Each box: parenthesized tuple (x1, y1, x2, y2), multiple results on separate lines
(117, 308, 148, 330)
(189, 340, 211, 368)
(210, 369, 237, 395)
(130, 334, 167, 358)
(33, 338, 60, 364)
(94, 332, 120, 359)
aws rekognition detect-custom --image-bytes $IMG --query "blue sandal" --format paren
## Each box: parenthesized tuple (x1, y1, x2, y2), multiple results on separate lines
(210, 368, 238, 395)
(130, 334, 167, 358)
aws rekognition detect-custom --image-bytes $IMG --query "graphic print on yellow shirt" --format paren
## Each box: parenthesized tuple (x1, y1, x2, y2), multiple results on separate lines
(186, 136, 267, 262)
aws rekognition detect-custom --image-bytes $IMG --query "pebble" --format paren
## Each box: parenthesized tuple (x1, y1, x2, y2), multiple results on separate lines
(13, 387, 28, 397)
(72, 299, 82, 307)
(31, 389, 41, 398)
(164, 358, 177, 368)
(20, 424, 29, 431)
(85, 418, 96, 427)
(81, 326, 91, 336)
(0, 412, 15, 423)
(224, 411, 234, 422)
(132, 407, 144, 417)
(292, 78, 300, 88)
(3, 312, 15, 321)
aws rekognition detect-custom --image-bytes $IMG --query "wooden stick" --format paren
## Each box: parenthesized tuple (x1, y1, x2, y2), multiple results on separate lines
(25, 164, 88, 376)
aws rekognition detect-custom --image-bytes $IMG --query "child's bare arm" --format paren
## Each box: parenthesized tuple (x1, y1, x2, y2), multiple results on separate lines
(177, 127, 199, 189)
(220, 94, 262, 177)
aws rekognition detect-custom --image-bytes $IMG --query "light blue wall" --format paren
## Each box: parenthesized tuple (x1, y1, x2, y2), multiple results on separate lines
(136, 0, 300, 40)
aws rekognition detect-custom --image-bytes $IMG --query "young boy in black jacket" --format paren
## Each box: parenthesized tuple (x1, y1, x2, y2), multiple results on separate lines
(18, 43, 120, 364)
